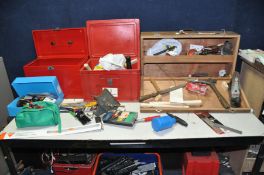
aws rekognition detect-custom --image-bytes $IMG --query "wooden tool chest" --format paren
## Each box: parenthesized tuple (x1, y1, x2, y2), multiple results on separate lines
(140, 31, 250, 112)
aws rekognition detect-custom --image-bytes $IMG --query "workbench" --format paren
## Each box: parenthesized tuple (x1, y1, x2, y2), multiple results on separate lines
(1, 103, 264, 174)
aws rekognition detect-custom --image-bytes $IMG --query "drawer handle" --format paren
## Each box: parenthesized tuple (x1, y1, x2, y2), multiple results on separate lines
(47, 66, 54, 70)
(110, 142, 146, 145)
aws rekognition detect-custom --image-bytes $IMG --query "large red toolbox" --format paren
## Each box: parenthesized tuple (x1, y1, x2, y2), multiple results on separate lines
(183, 151, 220, 175)
(24, 28, 88, 98)
(80, 19, 140, 101)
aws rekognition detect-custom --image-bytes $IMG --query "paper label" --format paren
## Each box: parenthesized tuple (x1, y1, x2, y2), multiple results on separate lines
(103, 88, 118, 97)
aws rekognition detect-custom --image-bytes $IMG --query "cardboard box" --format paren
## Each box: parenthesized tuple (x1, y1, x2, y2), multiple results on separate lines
(7, 76, 64, 117)
(24, 28, 88, 98)
(81, 19, 140, 101)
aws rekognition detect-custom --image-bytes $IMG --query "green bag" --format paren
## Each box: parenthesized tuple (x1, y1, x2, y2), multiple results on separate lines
(15, 101, 61, 133)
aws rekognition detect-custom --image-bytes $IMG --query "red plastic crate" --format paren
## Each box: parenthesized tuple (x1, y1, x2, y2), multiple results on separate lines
(24, 28, 88, 98)
(80, 19, 140, 101)
(52, 154, 96, 175)
(183, 152, 219, 175)
(92, 153, 163, 175)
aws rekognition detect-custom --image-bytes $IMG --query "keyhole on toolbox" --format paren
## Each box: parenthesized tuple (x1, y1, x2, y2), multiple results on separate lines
(67, 40, 73, 45)
(48, 66, 54, 70)
(50, 41, 56, 46)
(107, 78, 113, 86)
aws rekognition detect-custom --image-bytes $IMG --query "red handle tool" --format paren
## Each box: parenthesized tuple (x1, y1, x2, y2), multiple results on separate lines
(137, 115, 160, 122)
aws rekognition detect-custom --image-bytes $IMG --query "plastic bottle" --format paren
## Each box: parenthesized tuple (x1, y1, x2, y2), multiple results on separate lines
(151, 115, 176, 132)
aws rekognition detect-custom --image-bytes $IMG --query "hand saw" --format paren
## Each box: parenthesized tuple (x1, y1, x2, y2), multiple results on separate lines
(195, 112, 242, 134)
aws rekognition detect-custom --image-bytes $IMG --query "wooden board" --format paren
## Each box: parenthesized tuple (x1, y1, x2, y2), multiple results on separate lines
(140, 78, 251, 113)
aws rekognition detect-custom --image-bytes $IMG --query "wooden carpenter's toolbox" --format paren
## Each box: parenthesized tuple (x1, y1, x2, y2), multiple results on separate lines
(140, 31, 250, 112)
(24, 28, 88, 98)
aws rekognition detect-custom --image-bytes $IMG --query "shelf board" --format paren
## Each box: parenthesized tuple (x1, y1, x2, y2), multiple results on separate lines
(143, 55, 234, 64)
(141, 31, 240, 39)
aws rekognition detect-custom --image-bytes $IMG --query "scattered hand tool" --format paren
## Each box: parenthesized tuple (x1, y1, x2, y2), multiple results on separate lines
(166, 113, 188, 127)
(150, 79, 162, 101)
(151, 113, 188, 132)
(153, 45, 176, 55)
(136, 115, 160, 122)
(139, 82, 187, 102)
(189, 79, 230, 109)
(229, 72, 241, 108)
(195, 112, 242, 134)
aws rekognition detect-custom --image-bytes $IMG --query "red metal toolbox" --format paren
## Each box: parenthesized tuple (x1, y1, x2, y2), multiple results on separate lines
(80, 19, 140, 101)
(52, 154, 96, 175)
(183, 151, 219, 175)
(24, 28, 88, 98)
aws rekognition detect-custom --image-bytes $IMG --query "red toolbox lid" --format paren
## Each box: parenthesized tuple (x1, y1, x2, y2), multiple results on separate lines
(86, 19, 140, 58)
(33, 28, 88, 59)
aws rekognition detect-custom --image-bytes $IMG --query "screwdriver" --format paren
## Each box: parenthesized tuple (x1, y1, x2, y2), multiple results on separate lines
(136, 115, 160, 122)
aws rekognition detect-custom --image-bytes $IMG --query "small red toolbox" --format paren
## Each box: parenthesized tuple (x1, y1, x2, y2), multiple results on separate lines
(80, 19, 140, 101)
(24, 28, 88, 98)
(52, 154, 96, 175)
(183, 151, 219, 175)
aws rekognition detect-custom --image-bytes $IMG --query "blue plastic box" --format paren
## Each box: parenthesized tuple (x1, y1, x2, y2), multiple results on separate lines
(7, 76, 64, 117)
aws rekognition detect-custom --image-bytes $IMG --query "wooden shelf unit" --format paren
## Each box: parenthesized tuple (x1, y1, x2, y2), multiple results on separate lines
(141, 31, 240, 77)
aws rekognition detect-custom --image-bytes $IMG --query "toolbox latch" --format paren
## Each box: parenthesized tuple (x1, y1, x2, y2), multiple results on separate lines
(107, 78, 113, 86)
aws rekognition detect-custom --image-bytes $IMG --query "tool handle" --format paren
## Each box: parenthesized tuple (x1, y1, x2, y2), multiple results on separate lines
(139, 92, 159, 102)
(176, 117, 188, 127)
(150, 79, 160, 92)
(166, 113, 188, 127)
(144, 115, 160, 122)
(210, 84, 230, 109)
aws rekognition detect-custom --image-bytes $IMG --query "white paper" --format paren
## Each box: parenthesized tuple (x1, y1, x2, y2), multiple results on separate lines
(170, 88, 184, 103)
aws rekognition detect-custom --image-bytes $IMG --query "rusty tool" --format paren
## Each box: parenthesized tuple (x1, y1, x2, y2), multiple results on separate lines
(190, 79, 230, 109)
(139, 82, 187, 102)
(150, 79, 162, 101)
